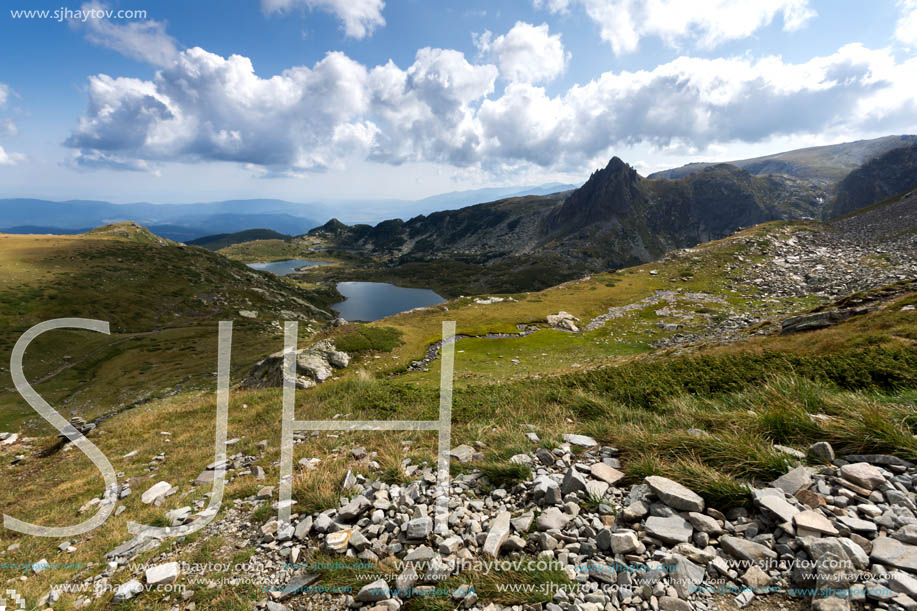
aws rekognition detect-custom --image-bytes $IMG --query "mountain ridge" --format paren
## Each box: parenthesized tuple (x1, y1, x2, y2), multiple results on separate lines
(648, 134, 917, 182)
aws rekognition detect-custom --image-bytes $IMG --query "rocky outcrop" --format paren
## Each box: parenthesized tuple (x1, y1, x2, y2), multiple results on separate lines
(547, 311, 580, 332)
(780, 308, 871, 334)
(243, 339, 350, 389)
(828, 143, 917, 219)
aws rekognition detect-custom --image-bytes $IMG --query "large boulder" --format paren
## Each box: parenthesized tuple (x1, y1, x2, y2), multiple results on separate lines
(243, 339, 350, 388)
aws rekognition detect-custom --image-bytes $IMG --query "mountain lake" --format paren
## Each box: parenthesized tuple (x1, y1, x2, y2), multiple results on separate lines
(246, 259, 328, 275)
(332, 282, 445, 321)
(247, 261, 445, 321)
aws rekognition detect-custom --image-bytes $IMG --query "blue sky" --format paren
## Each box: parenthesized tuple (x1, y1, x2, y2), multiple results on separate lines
(0, 0, 915, 204)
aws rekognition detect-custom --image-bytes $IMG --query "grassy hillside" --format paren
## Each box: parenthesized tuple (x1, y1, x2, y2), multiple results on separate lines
(0, 223, 329, 432)
(186, 229, 292, 251)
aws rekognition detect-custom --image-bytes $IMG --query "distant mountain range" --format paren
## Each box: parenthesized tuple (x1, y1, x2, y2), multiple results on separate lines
(310, 135, 917, 293)
(648, 135, 917, 183)
(0, 183, 577, 241)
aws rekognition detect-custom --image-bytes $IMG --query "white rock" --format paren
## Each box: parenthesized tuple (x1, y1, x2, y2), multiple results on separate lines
(590, 463, 625, 485)
(840, 462, 886, 490)
(113, 580, 144, 602)
(562, 434, 597, 447)
(356, 579, 391, 602)
(141, 481, 172, 504)
(145, 561, 180, 585)
(483, 511, 511, 558)
(645, 476, 705, 512)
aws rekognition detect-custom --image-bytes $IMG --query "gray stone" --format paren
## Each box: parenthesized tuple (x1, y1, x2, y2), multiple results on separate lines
(756, 492, 800, 523)
(294, 516, 313, 539)
(645, 476, 704, 512)
(356, 579, 391, 602)
(562, 434, 597, 447)
(621, 501, 648, 521)
(735, 589, 755, 607)
(665, 554, 705, 598)
(897, 525, 917, 545)
(644, 516, 693, 544)
(193, 470, 215, 486)
(278, 573, 321, 601)
(395, 566, 418, 593)
(871, 537, 917, 573)
(405, 517, 433, 540)
(659, 596, 692, 611)
(511, 511, 534, 533)
(590, 463, 625, 486)
(771, 466, 813, 496)
(562, 468, 587, 495)
(837, 537, 869, 569)
(794, 510, 838, 536)
(720, 535, 777, 563)
(112, 580, 144, 602)
(840, 462, 886, 490)
(811, 598, 849, 611)
(742, 566, 771, 589)
(586, 480, 609, 500)
(686, 511, 722, 535)
(837, 514, 878, 535)
(338, 496, 371, 521)
(808, 441, 835, 462)
(440, 535, 463, 554)
(349, 530, 369, 552)
(449, 445, 475, 463)
(404, 546, 435, 562)
(889, 571, 917, 598)
(483, 511, 511, 558)
(536, 507, 572, 531)
(610, 530, 639, 554)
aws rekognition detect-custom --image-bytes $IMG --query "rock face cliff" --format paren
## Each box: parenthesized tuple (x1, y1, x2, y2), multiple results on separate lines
(827, 143, 917, 219)
(313, 157, 823, 277)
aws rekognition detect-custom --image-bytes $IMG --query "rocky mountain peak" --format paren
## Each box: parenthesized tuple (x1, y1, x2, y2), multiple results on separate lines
(309, 217, 350, 236)
(547, 156, 644, 232)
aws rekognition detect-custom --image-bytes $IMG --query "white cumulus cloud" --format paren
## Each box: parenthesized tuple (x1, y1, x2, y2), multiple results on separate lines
(65, 46, 498, 171)
(0, 145, 25, 166)
(536, 0, 816, 54)
(475, 22, 569, 84)
(476, 43, 912, 170)
(262, 0, 385, 39)
(64, 41, 917, 176)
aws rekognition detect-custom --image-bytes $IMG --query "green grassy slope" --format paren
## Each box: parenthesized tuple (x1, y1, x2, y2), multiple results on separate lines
(0, 224, 329, 432)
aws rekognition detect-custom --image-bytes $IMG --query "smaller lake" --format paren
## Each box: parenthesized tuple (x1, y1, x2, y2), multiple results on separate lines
(246, 259, 328, 276)
(333, 282, 445, 321)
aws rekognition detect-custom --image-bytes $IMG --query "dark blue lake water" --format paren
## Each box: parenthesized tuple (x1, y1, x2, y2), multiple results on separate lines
(332, 282, 445, 321)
